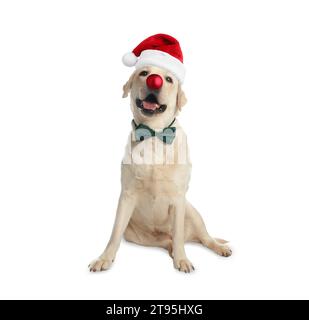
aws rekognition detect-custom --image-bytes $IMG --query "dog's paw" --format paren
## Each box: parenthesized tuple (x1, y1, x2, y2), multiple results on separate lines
(88, 258, 113, 272)
(173, 257, 195, 273)
(214, 244, 232, 257)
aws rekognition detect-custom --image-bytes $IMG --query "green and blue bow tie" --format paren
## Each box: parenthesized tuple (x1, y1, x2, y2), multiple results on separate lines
(133, 119, 176, 145)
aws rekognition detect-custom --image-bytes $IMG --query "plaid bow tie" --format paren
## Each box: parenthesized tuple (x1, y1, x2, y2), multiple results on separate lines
(133, 119, 176, 144)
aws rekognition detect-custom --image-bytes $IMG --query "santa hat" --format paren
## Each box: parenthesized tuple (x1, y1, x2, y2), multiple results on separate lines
(122, 34, 185, 83)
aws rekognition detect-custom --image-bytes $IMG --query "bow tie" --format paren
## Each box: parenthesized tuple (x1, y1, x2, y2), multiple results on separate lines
(133, 119, 176, 144)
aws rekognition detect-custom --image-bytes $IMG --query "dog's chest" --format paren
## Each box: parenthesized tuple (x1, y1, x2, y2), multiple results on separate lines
(121, 126, 191, 196)
(122, 163, 191, 196)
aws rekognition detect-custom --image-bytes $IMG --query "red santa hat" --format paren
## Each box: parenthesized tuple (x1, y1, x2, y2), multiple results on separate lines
(122, 34, 185, 83)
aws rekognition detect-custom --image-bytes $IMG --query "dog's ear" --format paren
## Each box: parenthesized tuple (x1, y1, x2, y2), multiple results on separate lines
(176, 85, 187, 110)
(122, 72, 136, 98)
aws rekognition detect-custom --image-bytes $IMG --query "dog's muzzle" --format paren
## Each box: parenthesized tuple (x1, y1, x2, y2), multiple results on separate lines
(136, 94, 167, 116)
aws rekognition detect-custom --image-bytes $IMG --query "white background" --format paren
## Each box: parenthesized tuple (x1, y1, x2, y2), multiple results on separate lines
(0, 0, 309, 300)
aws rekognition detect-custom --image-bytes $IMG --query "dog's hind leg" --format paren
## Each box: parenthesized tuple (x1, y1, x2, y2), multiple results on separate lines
(185, 201, 232, 257)
(124, 222, 173, 258)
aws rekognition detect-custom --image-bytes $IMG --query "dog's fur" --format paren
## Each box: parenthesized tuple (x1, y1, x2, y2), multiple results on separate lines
(89, 66, 232, 273)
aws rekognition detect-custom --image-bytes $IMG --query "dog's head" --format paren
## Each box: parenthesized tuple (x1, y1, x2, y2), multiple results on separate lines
(122, 66, 187, 127)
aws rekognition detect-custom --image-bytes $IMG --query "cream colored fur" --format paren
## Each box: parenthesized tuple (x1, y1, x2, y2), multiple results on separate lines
(89, 66, 232, 273)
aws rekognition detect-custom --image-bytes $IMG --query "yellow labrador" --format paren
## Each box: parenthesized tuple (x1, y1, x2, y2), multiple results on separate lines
(89, 65, 232, 273)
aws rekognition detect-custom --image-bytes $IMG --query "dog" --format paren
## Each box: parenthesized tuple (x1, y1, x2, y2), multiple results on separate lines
(89, 34, 232, 273)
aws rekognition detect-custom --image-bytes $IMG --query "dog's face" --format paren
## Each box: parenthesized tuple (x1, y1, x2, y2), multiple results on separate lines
(123, 66, 187, 127)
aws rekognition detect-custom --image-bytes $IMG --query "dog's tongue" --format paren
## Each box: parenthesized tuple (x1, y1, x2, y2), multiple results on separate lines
(143, 101, 159, 111)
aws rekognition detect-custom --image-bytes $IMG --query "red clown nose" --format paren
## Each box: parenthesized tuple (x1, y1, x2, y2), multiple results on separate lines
(146, 74, 163, 90)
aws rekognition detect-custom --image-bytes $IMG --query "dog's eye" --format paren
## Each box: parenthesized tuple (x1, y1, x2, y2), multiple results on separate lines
(139, 71, 148, 77)
(166, 76, 173, 83)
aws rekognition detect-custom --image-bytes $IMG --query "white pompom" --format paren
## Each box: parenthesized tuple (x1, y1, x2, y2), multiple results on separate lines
(122, 52, 138, 67)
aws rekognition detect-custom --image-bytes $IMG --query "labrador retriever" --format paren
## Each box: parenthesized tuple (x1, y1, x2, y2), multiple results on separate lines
(89, 65, 232, 273)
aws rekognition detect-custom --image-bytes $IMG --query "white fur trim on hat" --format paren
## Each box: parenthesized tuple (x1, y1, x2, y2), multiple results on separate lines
(122, 52, 138, 67)
(135, 50, 185, 83)
(123, 50, 185, 83)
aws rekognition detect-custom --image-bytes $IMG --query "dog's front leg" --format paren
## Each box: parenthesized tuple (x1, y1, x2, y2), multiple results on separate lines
(89, 192, 136, 272)
(172, 198, 195, 273)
